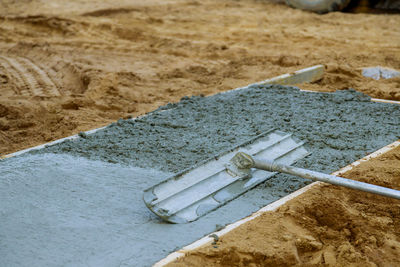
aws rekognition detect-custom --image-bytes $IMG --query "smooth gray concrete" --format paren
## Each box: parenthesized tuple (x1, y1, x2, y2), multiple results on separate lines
(1, 85, 400, 266)
(0, 153, 293, 267)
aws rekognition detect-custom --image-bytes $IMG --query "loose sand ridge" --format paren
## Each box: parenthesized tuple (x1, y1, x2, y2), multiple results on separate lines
(1, 0, 400, 155)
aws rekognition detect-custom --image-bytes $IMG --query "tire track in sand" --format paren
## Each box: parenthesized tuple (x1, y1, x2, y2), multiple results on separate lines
(0, 56, 31, 96)
(0, 56, 60, 97)
(19, 57, 61, 96)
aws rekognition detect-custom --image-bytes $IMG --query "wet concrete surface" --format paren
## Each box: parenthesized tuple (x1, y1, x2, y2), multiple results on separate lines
(1, 85, 400, 266)
(37, 85, 399, 174)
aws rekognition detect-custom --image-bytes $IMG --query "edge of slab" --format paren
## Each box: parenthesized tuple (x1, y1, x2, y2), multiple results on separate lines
(3, 64, 399, 160)
(255, 64, 325, 85)
(1, 125, 107, 159)
(154, 140, 400, 267)
(1, 65, 323, 159)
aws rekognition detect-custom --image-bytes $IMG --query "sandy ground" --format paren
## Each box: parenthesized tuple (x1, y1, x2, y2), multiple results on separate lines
(1, 0, 399, 266)
(168, 145, 400, 266)
(1, 0, 400, 156)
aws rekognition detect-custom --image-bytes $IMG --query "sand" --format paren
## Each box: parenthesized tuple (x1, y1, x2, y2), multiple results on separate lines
(1, 0, 400, 156)
(1, 0, 399, 266)
(167, 145, 400, 266)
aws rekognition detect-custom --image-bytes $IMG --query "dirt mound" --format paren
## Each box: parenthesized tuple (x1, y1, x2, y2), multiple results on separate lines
(168, 146, 400, 266)
(0, 43, 137, 155)
(301, 63, 400, 100)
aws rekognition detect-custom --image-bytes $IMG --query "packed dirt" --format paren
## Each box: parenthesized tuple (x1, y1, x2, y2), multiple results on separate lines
(1, 0, 400, 156)
(168, 144, 400, 266)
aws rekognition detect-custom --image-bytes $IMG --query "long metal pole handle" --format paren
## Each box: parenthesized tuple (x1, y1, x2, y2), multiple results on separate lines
(252, 158, 400, 200)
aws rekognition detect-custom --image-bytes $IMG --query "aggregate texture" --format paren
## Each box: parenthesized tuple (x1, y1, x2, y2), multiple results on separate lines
(37, 85, 400, 175)
(1, 86, 400, 267)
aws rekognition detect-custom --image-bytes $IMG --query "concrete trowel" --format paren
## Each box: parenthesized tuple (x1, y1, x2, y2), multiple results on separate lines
(143, 130, 400, 224)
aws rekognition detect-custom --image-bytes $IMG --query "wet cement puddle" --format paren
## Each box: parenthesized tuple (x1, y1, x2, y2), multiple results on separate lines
(1, 85, 400, 266)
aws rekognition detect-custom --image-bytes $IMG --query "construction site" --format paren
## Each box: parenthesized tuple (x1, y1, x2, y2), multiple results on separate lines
(1, 0, 399, 266)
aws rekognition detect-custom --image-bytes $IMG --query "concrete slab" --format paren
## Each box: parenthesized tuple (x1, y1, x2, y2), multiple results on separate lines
(1, 85, 400, 266)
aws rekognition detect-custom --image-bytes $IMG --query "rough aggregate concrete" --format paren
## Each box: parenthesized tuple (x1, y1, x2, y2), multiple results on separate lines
(38, 85, 400, 175)
(2, 85, 400, 266)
